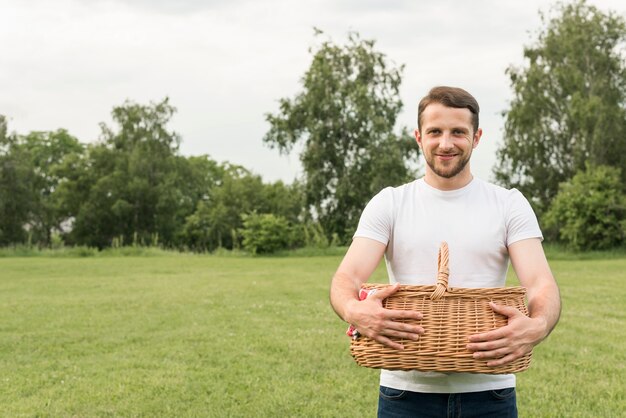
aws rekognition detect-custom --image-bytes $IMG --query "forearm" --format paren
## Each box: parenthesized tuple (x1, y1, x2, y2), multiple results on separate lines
(509, 238, 561, 343)
(330, 271, 362, 323)
(527, 280, 561, 342)
(329, 237, 387, 323)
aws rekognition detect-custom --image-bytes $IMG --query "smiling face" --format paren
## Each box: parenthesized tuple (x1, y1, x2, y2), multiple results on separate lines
(415, 103, 482, 190)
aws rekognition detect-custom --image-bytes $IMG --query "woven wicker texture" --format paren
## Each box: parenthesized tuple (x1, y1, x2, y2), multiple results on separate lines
(350, 242, 532, 374)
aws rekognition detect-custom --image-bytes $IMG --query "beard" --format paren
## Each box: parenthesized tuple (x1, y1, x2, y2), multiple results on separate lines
(424, 150, 472, 179)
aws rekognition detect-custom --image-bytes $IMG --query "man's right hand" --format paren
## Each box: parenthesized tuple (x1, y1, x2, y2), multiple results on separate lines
(346, 283, 424, 350)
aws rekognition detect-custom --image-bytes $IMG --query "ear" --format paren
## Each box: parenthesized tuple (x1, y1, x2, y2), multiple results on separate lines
(414, 128, 423, 148)
(472, 128, 483, 149)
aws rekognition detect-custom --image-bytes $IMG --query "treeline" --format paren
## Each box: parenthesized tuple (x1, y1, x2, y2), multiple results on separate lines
(1, 28, 419, 253)
(495, 1, 626, 250)
(2, 0, 625, 253)
(0, 102, 316, 253)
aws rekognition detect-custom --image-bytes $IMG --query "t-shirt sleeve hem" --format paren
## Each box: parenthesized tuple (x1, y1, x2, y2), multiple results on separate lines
(353, 231, 389, 245)
(507, 231, 544, 246)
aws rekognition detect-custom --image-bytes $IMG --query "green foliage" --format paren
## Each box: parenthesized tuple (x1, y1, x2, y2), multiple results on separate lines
(495, 0, 626, 213)
(0, 244, 99, 258)
(181, 164, 305, 252)
(545, 165, 626, 250)
(264, 31, 419, 243)
(0, 119, 84, 246)
(2, 32, 418, 251)
(53, 99, 256, 251)
(66, 98, 188, 248)
(0, 120, 33, 245)
(240, 212, 292, 254)
(22, 129, 84, 245)
(301, 221, 330, 248)
(542, 242, 626, 260)
(2, 98, 309, 252)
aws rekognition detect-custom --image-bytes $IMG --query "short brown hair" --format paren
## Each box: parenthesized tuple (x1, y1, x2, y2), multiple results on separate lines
(417, 86, 480, 133)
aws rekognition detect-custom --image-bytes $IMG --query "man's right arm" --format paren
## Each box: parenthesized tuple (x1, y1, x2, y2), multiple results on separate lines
(330, 237, 424, 350)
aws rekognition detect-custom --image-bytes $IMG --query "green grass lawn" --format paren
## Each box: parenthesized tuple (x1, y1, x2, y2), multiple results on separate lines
(1, 252, 624, 417)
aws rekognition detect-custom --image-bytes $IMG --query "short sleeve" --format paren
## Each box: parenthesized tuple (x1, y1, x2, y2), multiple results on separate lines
(505, 189, 543, 246)
(353, 187, 393, 245)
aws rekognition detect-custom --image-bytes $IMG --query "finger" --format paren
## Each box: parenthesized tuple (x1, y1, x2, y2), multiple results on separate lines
(384, 330, 420, 341)
(383, 309, 423, 321)
(383, 321, 425, 337)
(375, 335, 405, 351)
(489, 302, 521, 318)
(486, 352, 519, 367)
(471, 346, 510, 360)
(468, 327, 507, 343)
(466, 338, 507, 352)
(382, 328, 423, 341)
(372, 283, 401, 300)
(486, 344, 533, 366)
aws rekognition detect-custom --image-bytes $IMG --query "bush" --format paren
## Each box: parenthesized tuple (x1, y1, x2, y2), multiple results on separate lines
(545, 165, 626, 250)
(289, 221, 330, 249)
(240, 213, 292, 254)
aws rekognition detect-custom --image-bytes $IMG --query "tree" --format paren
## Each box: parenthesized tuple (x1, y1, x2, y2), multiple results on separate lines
(20, 129, 84, 245)
(1, 100, 310, 250)
(68, 98, 188, 248)
(240, 212, 291, 254)
(0, 116, 35, 245)
(0, 117, 83, 246)
(494, 0, 626, 214)
(181, 163, 305, 251)
(545, 165, 625, 250)
(264, 31, 419, 243)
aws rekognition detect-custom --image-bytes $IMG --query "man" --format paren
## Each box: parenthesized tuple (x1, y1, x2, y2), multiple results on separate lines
(330, 86, 561, 417)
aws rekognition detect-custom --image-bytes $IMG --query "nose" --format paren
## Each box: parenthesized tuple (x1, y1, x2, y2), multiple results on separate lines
(439, 133, 454, 150)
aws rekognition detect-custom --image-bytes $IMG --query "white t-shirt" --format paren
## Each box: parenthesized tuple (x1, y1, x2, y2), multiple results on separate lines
(353, 177, 542, 394)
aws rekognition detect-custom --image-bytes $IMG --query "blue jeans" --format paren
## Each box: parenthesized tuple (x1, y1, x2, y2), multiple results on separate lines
(378, 386, 517, 418)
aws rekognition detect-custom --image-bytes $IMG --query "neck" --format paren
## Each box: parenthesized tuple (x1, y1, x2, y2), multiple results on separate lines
(423, 169, 474, 191)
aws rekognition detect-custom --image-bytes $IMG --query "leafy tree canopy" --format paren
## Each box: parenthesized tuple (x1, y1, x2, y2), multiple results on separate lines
(495, 0, 626, 214)
(68, 98, 186, 248)
(0, 119, 83, 246)
(264, 31, 419, 243)
(545, 164, 625, 250)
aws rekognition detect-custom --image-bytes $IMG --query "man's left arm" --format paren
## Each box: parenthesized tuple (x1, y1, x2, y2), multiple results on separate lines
(467, 238, 561, 366)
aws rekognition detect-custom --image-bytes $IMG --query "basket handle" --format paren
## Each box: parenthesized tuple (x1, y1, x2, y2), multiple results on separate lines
(429, 242, 449, 300)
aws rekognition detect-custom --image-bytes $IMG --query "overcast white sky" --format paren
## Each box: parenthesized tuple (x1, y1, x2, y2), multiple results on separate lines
(1, 0, 624, 183)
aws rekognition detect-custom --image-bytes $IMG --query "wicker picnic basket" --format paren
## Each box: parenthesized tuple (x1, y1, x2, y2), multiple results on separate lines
(350, 242, 532, 374)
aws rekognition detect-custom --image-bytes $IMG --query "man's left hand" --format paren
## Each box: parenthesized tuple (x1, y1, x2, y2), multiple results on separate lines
(466, 302, 547, 367)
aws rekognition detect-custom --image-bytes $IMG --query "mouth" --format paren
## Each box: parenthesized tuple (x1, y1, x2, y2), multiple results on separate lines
(435, 154, 458, 161)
